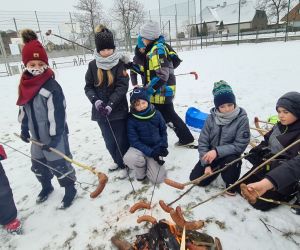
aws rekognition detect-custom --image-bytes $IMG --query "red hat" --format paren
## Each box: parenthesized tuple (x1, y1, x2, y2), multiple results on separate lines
(21, 29, 48, 65)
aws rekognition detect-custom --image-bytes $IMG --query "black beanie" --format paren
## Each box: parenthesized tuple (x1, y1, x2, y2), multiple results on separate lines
(95, 28, 115, 52)
(276, 91, 300, 119)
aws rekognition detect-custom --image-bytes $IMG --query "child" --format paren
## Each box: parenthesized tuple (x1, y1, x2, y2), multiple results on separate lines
(189, 81, 250, 195)
(17, 29, 77, 209)
(138, 21, 194, 146)
(240, 91, 300, 211)
(129, 35, 146, 87)
(0, 145, 22, 234)
(84, 25, 129, 179)
(123, 87, 168, 183)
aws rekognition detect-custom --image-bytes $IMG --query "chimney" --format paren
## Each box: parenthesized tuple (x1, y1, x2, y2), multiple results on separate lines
(223, 2, 227, 7)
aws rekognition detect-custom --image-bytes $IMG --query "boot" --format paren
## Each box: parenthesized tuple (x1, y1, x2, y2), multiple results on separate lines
(36, 181, 54, 204)
(291, 182, 300, 215)
(4, 218, 22, 234)
(59, 184, 77, 209)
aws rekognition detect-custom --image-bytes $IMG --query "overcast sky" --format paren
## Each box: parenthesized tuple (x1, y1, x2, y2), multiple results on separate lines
(1, 0, 160, 12)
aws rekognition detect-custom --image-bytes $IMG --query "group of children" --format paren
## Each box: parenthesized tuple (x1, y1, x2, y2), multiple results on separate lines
(1, 20, 299, 234)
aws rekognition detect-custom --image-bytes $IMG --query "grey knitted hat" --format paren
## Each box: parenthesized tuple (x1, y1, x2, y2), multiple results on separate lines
(140, 21, 161, 41)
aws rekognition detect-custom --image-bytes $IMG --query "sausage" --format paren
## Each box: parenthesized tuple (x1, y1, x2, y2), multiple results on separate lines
(171, 207, 205, 230)
(137, 215, 157, 224)
(164, 178, 185, 190)
(170, 209, 186, 228)
(90, 173, 108, 198)
(175, 206, 185, 221)
(159, 200, 173, 213)
(129, 201, 151, 213)
(184, 220, 205, 230)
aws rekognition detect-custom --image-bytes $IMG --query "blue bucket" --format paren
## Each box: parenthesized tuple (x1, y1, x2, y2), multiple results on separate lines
(185, 107, 208, 129)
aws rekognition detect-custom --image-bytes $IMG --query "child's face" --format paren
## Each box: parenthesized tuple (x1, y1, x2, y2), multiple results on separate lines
(26, 60, 47, 76)
(134, 99, 148, 112)
(142, 38, 151, 46)
(218, 103, 235, 113)
(277, 107, 297, 125)
(99, 49, 114, 58)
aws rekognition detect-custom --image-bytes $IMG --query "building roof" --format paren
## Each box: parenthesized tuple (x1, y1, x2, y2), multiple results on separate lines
(201, 1, 258, 25)
(281, 2, 300, 22)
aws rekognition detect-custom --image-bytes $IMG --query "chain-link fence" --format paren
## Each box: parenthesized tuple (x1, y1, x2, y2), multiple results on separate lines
(0, 0, 299, 76)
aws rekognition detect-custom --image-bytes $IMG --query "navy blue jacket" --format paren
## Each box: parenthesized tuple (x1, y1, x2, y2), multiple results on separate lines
(127, 110, 167, 157)
(0, 162, 17, 225)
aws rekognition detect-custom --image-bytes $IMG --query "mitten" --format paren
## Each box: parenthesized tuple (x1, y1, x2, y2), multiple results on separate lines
(41, 135, 60, 152)
(99, 105, 112, 117)
(20, 130, 30, 143)
(94, 99, 104, 112)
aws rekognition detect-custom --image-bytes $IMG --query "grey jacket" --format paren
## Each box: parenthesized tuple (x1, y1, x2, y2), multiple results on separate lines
(18, 78, 68, 145)
(198, 107, 250, 166)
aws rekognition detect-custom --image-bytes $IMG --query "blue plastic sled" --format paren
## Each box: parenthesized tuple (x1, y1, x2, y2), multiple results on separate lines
(185, 107, 208, 130)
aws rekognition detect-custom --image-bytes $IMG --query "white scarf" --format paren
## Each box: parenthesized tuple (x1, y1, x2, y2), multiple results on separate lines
(94, 49, 129, 70)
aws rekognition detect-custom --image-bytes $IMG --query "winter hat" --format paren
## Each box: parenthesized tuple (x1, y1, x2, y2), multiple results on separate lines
(130, 87, 149, 104)
(21, 29, 48, 66)
(94, 25, 115, 52)
(137, 35, 145, 49)
(140, 21, 161, 41)
(276, 91, 300, 119)
(212, 80, 236, 108)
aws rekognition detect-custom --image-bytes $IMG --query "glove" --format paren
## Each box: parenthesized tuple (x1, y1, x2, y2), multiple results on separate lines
(0, 145, 7, 161)
(99, 105, 112, 117)
(245, 143, 271, 166)
(159, 147, 168, 157)
(153, 154, 165, 166)
(41, 135, 60, 152)
(94, 99, 104, 112)
(124, 62, 133, 70)
(20, 130, 30, 143)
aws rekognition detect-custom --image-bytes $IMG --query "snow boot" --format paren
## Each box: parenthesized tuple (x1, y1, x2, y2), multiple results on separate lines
(291, 182, 300, 215)
(4, 218, 22, 234)
(59, 185, 77, 209)
(36, 183, 54, 204)
(108, 163, 119, 172)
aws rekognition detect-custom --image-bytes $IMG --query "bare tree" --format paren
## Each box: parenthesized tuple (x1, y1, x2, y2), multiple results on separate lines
(256, 0, 288, 25)
(74, 0, 108, 47)
(111, 0, 145, 52)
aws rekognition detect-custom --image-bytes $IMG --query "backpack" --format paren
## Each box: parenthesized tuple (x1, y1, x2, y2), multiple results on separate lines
(164, 43, 182, 69)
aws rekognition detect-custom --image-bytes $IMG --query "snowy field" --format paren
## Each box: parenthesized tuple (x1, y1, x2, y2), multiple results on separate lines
(0, 40, 300, 249)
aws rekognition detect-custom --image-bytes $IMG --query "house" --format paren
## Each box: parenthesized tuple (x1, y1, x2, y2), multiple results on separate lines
(281, 2, 300, 28)
(197, 1, 268, 34)
(0, 30, 18, 55)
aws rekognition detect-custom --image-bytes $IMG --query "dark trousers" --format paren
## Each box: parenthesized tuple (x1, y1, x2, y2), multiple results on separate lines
(0, 163, 17, 225)
(154, 103, 194, 144)
(189, 155, 242, 187)
(31, 132, 76, 188)
(236, 166, 296, 211)
(98, 119, 129, 169)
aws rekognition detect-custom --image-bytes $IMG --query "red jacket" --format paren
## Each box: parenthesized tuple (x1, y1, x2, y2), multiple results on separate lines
(0, 145, 7, 160)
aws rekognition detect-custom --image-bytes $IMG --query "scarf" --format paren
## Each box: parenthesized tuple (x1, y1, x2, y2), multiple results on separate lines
(94, 49, 129, 70)
(131, 104, 156, 120)
(213, 106, 241, 126)
(16, 68, 54, 106)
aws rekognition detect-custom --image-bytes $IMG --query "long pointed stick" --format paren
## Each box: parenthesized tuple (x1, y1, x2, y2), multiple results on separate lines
(189, 138, 300, 209)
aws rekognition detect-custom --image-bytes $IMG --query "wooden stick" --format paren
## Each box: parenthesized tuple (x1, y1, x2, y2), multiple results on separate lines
(250, 127, 268, 133)
(189, 138, 300, 209)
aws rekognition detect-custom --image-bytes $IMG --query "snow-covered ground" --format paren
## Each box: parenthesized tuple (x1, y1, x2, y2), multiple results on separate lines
(0, 40, 299, 249)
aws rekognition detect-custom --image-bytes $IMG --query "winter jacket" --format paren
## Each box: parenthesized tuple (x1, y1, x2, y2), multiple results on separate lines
(18, 78, 69, 144)
(127, 109, 167, 157)
(198, 107, 250, 166)
(84, 60, 129, 121)
(0, 162, 17, 226)
(130, 46, 146, 86)
(144, 36, 176, 104)
(260, 120, 300, 192)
